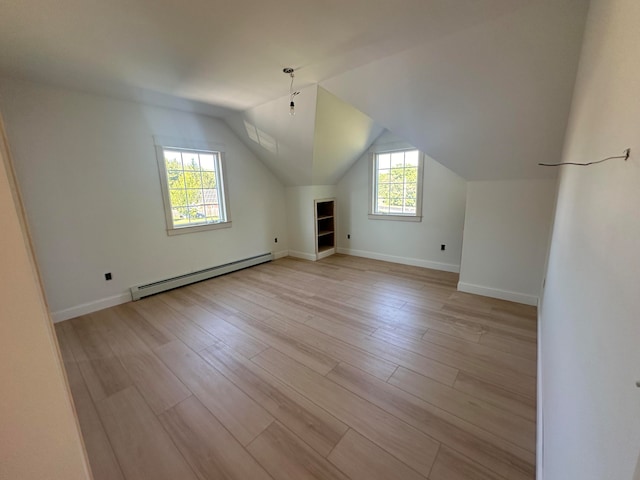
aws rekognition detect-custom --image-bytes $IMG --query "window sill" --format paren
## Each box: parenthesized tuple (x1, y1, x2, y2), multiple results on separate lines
(167, 221, 232, 236)
(368, 214, 422, 222)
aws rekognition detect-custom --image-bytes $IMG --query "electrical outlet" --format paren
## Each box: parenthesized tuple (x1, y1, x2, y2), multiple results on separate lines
(441, 244, 446, 251)
(274, 237, 278, 243)
(105, 272, 112, 281)
(347, 234, 351, 239)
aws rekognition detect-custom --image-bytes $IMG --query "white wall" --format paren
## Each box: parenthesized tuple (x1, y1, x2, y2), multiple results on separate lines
(286, 185, 337, 260)
(336, 132, 466, 272)
(540, 0, 640, 478)
(458, 179, 557, 305)
(0, 80, 288, 321)
(0, 114, 91, 479)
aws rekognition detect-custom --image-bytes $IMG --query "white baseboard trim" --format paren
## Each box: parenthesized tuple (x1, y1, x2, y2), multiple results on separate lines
(51, 292, 131, 323)
(52, 251, 289, 323)
(273, 250, 289, 260)
(536, 297, 544, 479)
(457, 281, 538, 306)
(287, 250, 317, 261)
(316, 248, 335, 260)
(337, 247, 460, 273)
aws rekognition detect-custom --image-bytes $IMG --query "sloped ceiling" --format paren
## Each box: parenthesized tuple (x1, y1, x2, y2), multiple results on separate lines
(225, 85, 319, 186)
(312, 88, 384, 185)
(0, 0, 589, 183)
(0, 0, 529, 110)
(321, 1, 590, 180)
(225, 86, 384, 186)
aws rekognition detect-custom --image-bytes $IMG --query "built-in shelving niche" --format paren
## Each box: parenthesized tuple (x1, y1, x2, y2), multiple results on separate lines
(315, 199, 335, 260)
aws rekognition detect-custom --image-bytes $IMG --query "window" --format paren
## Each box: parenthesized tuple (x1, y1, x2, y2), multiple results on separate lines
(369, 149, 424, 221)
(156, 146, 231, 235)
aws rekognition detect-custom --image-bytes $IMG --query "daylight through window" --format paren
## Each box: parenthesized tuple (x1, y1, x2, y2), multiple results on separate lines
(371, 149, 423, 220)
(157, 146, 231, 234)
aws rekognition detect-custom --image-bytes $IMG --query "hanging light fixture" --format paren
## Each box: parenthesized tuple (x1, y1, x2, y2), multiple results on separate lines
(283, 67, 300, 115)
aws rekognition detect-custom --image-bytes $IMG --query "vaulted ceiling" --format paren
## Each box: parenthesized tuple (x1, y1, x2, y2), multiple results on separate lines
(0, 0, 590, 184)
(225, 87, 384, 186)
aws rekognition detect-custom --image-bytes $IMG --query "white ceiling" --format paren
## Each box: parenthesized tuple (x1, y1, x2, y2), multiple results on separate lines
(225, 86, 384, 186)
(0, 0, 590, 182)
(321, 0, 591, 180)
(0, 0, 527, 110)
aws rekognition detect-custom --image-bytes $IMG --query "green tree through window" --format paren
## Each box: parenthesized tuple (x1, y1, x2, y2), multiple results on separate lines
(374, 149, 421, 216)
(160, 148, 228, 230)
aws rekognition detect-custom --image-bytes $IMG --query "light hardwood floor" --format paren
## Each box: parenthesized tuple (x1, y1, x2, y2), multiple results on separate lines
(55, 255, 537, 480)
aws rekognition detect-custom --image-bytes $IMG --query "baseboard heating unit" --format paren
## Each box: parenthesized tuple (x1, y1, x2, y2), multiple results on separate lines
(130, 252, 273, 301)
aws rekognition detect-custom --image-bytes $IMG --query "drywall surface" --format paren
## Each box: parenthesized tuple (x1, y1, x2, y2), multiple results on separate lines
(540, 0, 640, 478)
(336, 132, 466, 272)
(224, 85, 319, 186)
(312, 87, 384, 185)
(225, 86, 383, 186)
(0, 79, 288, 320)
(322, 0, 588, 181)
(459, 179, 556, 305)
(0, 115, 91, 479)
(286, 185, 337, 260)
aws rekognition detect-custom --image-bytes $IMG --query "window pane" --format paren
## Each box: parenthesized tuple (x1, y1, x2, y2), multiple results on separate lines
(202, 189, 218, 203)
(185, 206, 199, 221)
(404, 167, 418, 185)
(199, 154, 216, 171)
(167, 171, 185, 189)
(182, 152, 200, 170)
(190, 206, 206, 221)
(405, 150, 419, 167)
(169, 189, 188, 207)
(161, 147, 228, 230)
(390, 167, 404, 182)
(372, 149, 421, 217)
(201, 172, 216, 189)
(389, 196, 403, 207)
(376, 202, 390, 214)
(204, 204, 221, 222)
(389, 183, 404, 199)
(391, 152, 405, 168)
(183, 171, 202, 188)
(185, 188, 203, 205)
(377, 183, 390, 198)
(377, 168, 390, 181)
(171, 207, 186, 219)
(164, 150, 183, 170)
(377, 153, 390, 170)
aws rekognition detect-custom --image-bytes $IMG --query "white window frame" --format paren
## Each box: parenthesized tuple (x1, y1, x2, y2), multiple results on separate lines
(368, 148, 424, 222)
(156, 143, 232, 235)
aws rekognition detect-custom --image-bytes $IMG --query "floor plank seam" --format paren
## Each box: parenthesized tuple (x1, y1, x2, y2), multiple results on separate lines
(58, 254, 537, 480)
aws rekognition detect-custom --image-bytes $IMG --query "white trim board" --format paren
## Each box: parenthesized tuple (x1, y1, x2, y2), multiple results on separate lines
(536, 296, 544, 480)
(287, 250, 317, 261)
(51, 250, 458, 322)
(457, 281, 538, 306)
(337, 247, 460, 273)
(51, 292, 131, 323)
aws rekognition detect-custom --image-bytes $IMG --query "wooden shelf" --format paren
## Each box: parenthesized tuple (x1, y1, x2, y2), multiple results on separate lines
(315, 199, 336, 260)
